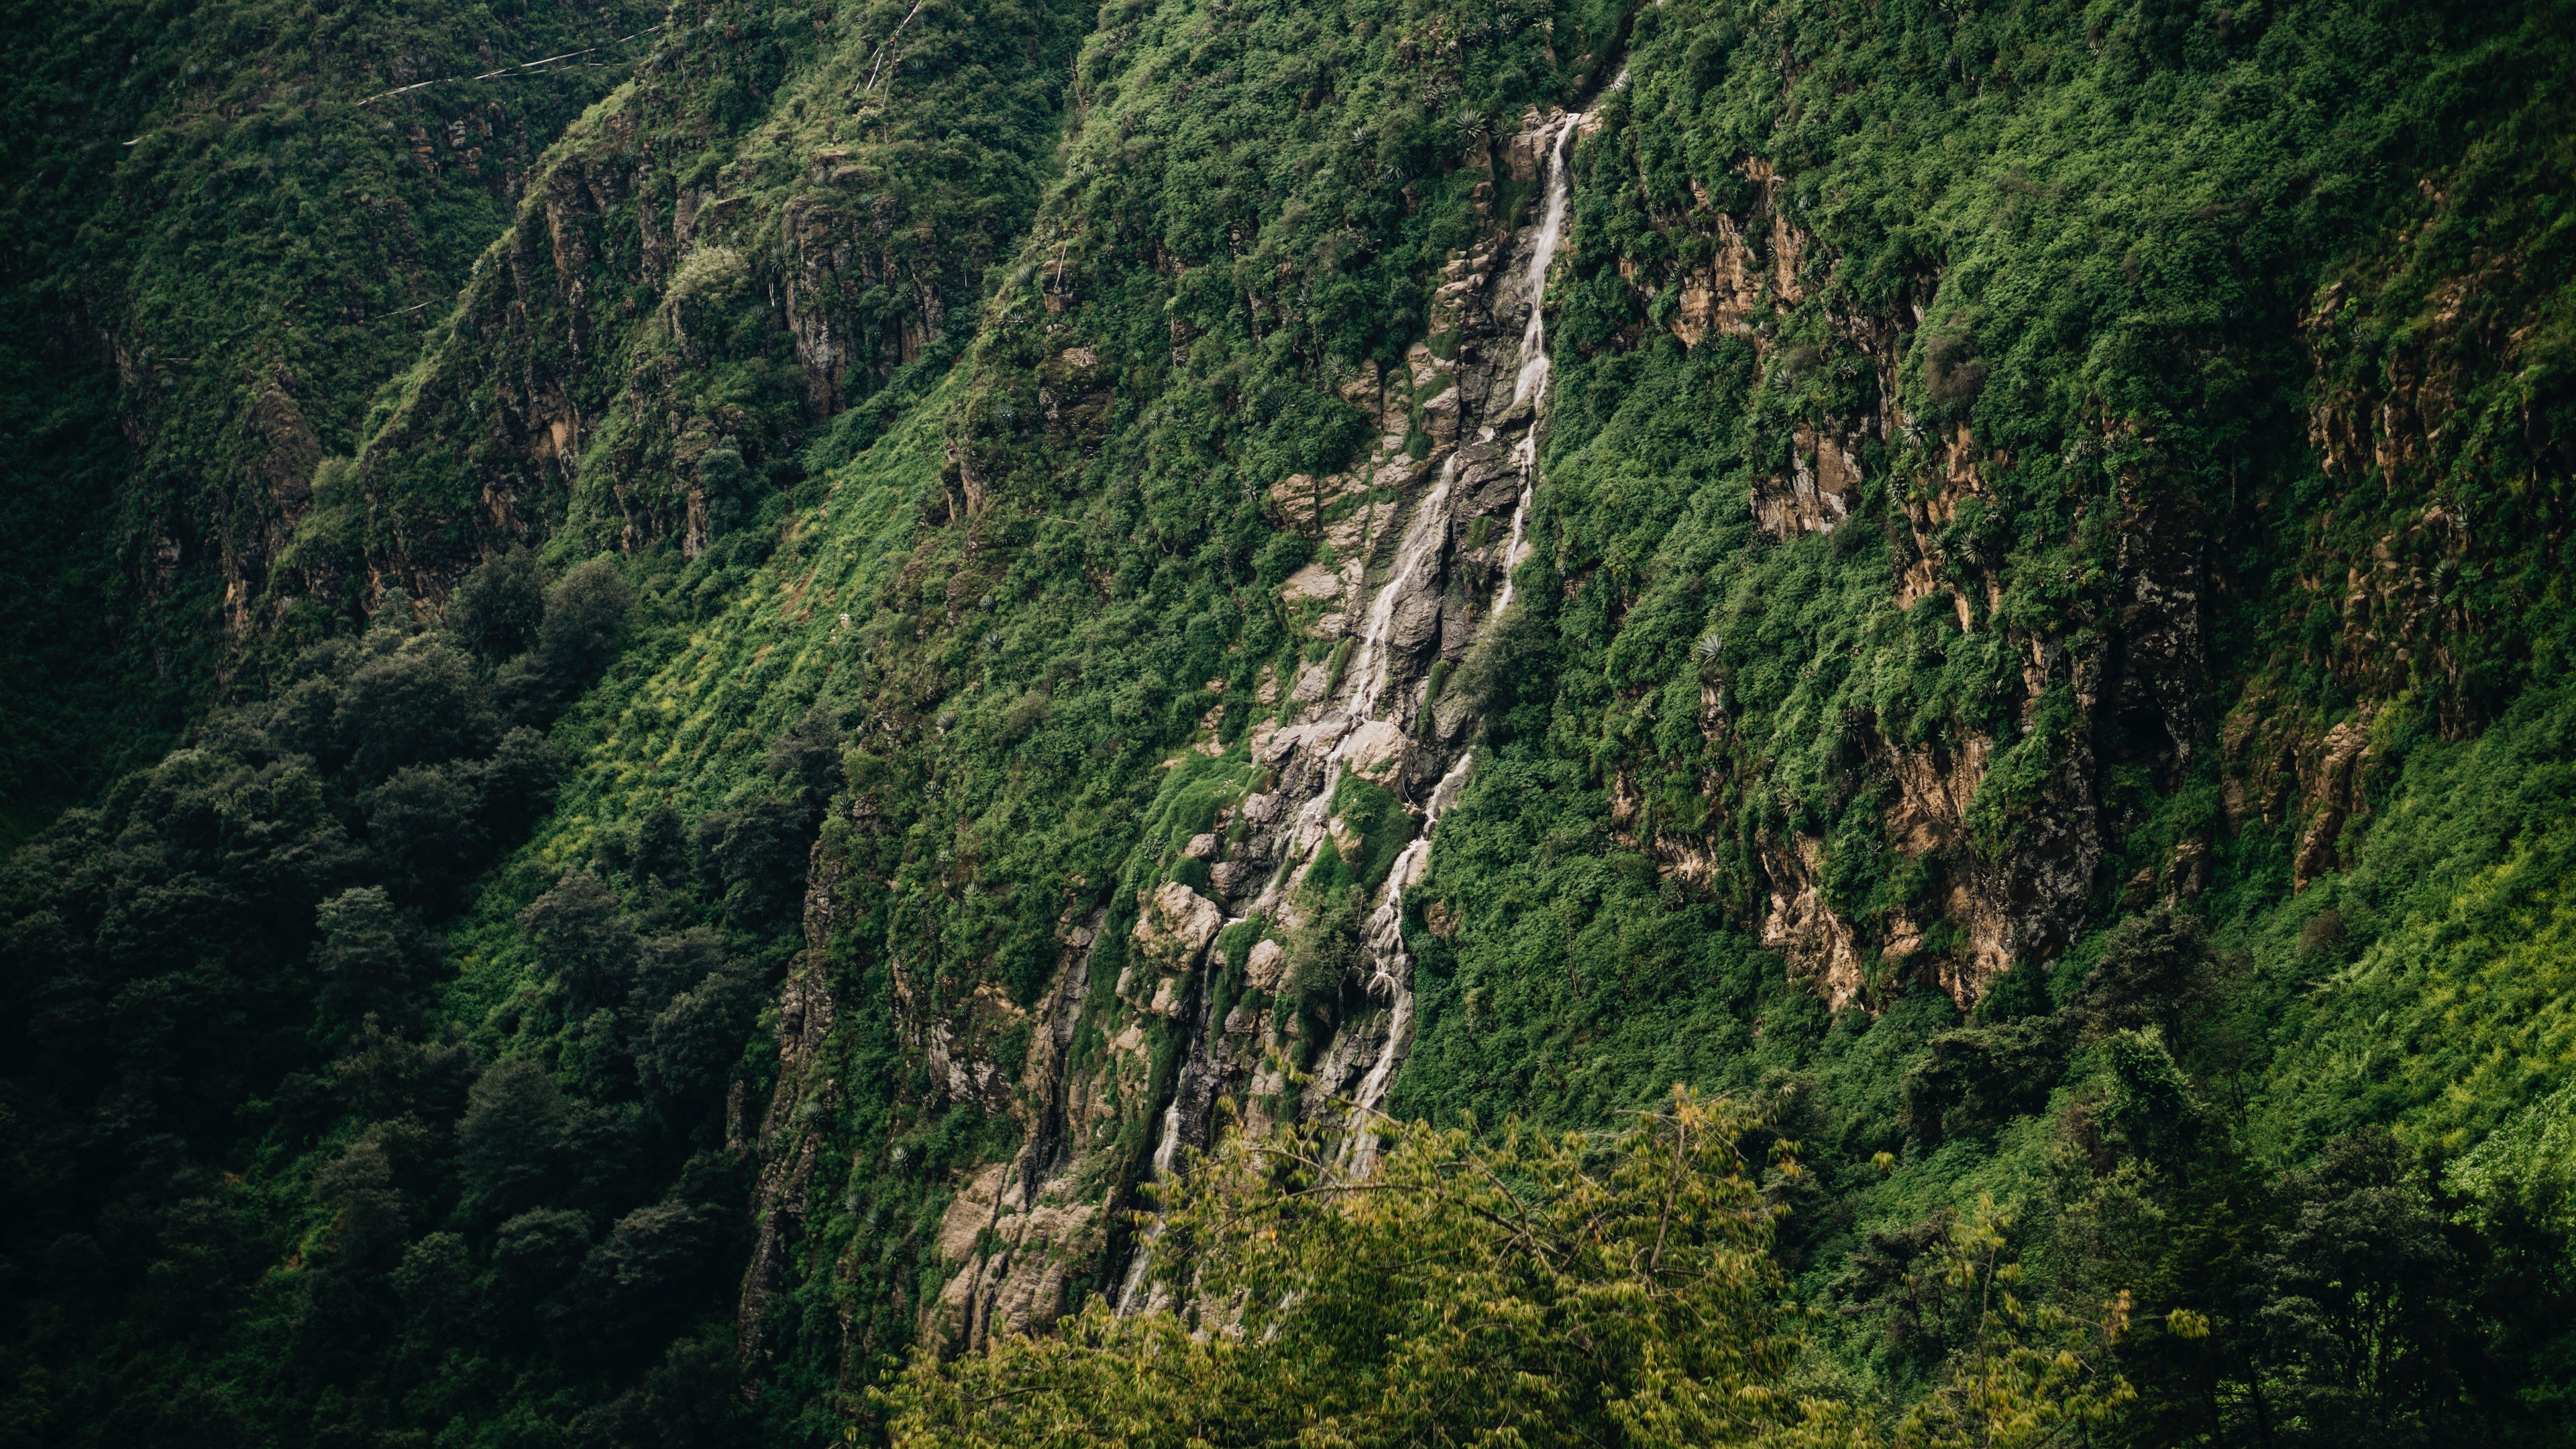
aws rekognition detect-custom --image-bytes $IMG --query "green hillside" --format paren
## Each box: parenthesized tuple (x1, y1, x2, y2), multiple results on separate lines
(4, 0, 2574, 1444)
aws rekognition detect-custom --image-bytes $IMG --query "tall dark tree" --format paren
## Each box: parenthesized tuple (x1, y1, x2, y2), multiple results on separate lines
(449, 547, 551, 659)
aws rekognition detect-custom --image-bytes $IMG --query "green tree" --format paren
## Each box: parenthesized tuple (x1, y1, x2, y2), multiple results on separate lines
(449, 547, 551, 660)
(535, 560, 637, 689)
(458, 1057, 573, 1218)
(311, 886, 424, 1036)
(519, 869, 641, 1010)
(1890, 1200, 2140, 1449)
(878, 1087, 2130, 1448)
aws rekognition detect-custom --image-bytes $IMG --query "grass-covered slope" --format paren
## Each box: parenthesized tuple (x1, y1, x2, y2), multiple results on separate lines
(1371, 0, 2576, 1436)
(817, 0, 2576, 1436)
(1393, 0, 2575, 1155)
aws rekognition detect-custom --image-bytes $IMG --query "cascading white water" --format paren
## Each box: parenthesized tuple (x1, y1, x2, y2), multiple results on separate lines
(1491, 111, 1578, 617)
(1114, 1217, 1159, 1312)
(1330, 110, 1582, 1167)
(1362, 751, 1474, 1001)
(1339, 750, 1477, 1173)
(1509, 115, 1580, 411)
(1128, 96, 1591, 1234)
(1149, 1093, 1186, 1177)
(1341, 455, 1458, 724)
(1492, 479, 1534, 619)
(1114, 1092, 1193, 1312)
(1246, 450, 1462, 918)
(1260, 109, 1580, 918)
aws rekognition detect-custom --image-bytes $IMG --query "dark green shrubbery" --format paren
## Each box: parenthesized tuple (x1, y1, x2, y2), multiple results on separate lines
(0, 0, 663, 814)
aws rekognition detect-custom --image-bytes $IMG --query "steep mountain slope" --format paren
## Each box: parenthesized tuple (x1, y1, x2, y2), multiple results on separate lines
(0, 0, 667, 825)
(4, 0, 2575, 1444)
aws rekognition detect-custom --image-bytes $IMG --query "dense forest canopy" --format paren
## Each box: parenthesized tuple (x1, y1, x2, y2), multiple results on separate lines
(2, 0, 2573, 1445)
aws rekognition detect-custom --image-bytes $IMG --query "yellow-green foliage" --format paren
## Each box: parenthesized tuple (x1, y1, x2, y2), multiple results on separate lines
(2249, 690, 2576, 1161)
(877, 1088, 2130, 1448)
(11, 0, 2576, 1444)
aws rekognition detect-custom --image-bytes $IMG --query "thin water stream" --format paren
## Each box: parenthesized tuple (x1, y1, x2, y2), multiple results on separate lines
(1121, 95, 1589, 1283)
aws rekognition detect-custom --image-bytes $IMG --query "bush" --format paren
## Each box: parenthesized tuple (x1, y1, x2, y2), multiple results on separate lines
(458, 1057, 571, 1217)
(362, 762, 486, 904)
(449, 546, 549, 659)
(336, 635, 492, 780)
(536, 559, 636, 688)
(311, 886, 426, 1036)
(1899, 1015, 2075, 1146)
(518, 869, 641, 1010)
(481, 1206, 592, 1342)
(638, 968, 758, 1106)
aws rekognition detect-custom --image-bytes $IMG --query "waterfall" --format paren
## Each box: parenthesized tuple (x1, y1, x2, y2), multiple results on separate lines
(1245, 450, 1462, 919)
(1324, 109, 1581, 1165)
(1341, 749, 1476, 1175)
(1492, 478, 1534, 619)
(1342, 454, 1458, 724)
(1114, 1094, 1191, 1313)
(1123, 94, 1591, 1250)
(1509, 115, 1579, 410)
(1491, 111, 1578, 615)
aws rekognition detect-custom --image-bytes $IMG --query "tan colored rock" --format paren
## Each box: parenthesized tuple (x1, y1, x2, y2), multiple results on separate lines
(979, 1202, 1098, 1340)
(1406, 340, 1440, 388)
(1503, 107, 1564, 181)
(1338, 717, 1409, 785)
(1245, 938, 1288, 991)
(1131, 881, 1222, 972)
(1759, 834, 1867, 1009)
(937, 1163, 1009, 1262)
(1281, 561, 1343, 604)
(2294, 716, 2373, 890)
(1335, 364, 1383, 410)
(1324, 499, 1397, 557)
(922, 1260, 979, 1351)
(1268, 471, 1368, 532)
(1667, 215, 1763, 349)
(1419, 385, 1461, 448)
(1886, 741, 1989, 856)
(1752, 424, 1858, 537)
(1421, 900, 1459, 941)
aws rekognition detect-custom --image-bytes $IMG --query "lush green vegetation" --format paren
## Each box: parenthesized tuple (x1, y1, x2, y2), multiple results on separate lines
(0, 0, 665, 818)
(4, 0, 2575, 1444)
(881, 1088, 2133, 1448)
